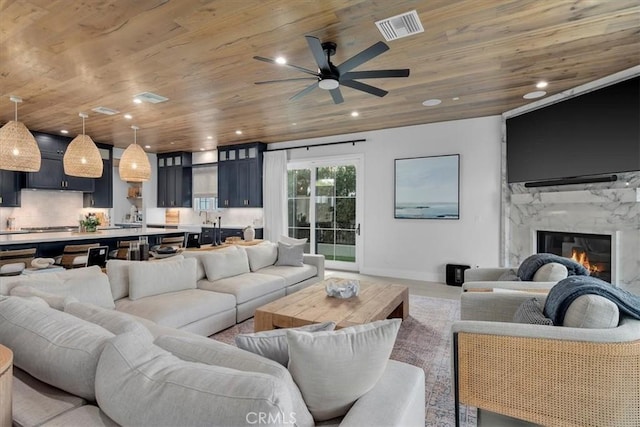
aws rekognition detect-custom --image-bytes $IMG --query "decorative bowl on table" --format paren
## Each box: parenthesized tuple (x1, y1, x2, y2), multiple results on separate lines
(149, 246, 180, 259)
(325, 279, 360, 299)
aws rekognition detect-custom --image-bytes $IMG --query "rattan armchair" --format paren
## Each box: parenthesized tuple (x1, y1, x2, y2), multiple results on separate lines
(452, 292, 640, 427)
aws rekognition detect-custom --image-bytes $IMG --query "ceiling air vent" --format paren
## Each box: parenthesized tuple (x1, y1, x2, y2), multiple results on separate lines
(375, 10, 424, 42)
(91, 106, 120, 115)
(134, 92, 169, 104)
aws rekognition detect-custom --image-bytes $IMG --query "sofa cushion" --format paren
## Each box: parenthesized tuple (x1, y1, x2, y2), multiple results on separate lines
(65, 301, 150, 335)
(513, 298, 553, 325)
(532, 262, 568, 282)
(286, 319, 401, 421)
(9, 285, 78, 310)
(275, 241, 305, 267)
(12, 367, 86, 427)
(235, 321, 336, 366)
(201, 245, 250, 281)
(280, 235, 308, 245)
(128, 257, 197, 300)
(106, 255, 185, 300)
(3, 265, 115, 309)
(182, 251, 208, 280)
(256, 263, 318, 287)
(244, 241, 278, 272)
(40, 405, 118, 427)
(0, 296, 113, 400)
(198, 272, 285, 304)
(155, 334, 314, 427)
(563, 294, 620, 328)
(96, 330, 299, 427)
(115, 288, 236, 329)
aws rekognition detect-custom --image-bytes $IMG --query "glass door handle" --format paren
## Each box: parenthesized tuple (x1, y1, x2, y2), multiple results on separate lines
(356, 223, 361, 236)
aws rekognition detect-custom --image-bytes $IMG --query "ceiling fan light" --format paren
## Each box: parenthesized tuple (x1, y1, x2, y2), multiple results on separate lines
(319, 79, 339, 90)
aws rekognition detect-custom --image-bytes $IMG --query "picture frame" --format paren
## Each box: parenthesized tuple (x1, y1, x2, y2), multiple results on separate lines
(394, 154, 460, 219)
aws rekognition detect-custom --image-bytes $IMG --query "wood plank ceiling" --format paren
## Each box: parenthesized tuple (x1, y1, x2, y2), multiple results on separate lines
(1, 0, 639, 153)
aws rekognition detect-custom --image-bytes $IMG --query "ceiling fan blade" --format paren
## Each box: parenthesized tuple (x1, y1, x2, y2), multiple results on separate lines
(341, 69, 410, 80)
(336, 41, 389, 74)
(255, 77, 318, 85)
(305, 36, 330, 71)
(253, 56, 319, 77)
(340, 79, 388, 97)
(290, 82, 319, 101)
(329, 88, 344, 104)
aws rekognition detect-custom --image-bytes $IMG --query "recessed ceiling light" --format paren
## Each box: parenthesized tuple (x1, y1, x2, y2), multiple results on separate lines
(351, 111, 359, 117)
(170, 142, 175, 145)
(452, 97, 460, 101)
(60, 129, 69, 134)
(523, 90, 547, 99)
(536, 81, 548, 89)
(235, 130, 243, 135)
(422, 99, 442, 107)
(123, 114, 133, 120)
(207, 136, 213, 140)
(144, 145, 151, 149)
(275, 57, 287, 65)
(200, 148, 205, 151)
(133, 98, 142, 104)
(291, 122, 297, 126)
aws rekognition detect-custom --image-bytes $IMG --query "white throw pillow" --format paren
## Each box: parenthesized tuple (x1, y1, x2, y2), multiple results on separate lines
(532, 262, 568, 282)
(235, 321, 336, 366)
(275, 241, 304, 267)
(244, 242, 278, 272)
(201, 246, 250, 281)
(280, 235, 308, 245)
(9, 285, 78, 310)
(107, 255, 185, 300)
(128, 257, 197, 300)
(14, 269, 115, 309)
(563, 294, 619, 328)
(286, 319, 401, 421)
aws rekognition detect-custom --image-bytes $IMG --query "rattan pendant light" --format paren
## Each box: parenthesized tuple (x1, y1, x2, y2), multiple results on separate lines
(63, 112, 103, 178)
(0, 96, 41, 172)
(119, 125, 150, 182)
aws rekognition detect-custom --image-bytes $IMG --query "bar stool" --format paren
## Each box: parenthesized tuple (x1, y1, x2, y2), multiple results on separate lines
(0, 248, 37, 275)
(160, 235, 185, 248)
(59, 243, 99, 269)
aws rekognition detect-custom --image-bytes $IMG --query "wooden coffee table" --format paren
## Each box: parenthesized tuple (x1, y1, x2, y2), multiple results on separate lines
(254, 279, 409, 332)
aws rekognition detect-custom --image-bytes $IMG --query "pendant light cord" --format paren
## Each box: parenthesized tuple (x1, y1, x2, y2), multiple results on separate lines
(14, 100, 17, 121)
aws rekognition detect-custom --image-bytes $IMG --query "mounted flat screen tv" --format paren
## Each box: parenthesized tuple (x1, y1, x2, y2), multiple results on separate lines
(506, 76, 639, 184)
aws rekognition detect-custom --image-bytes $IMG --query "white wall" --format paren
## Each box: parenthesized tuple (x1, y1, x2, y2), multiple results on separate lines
(269, 116, 503, 283)
(112, 148, 157, 225)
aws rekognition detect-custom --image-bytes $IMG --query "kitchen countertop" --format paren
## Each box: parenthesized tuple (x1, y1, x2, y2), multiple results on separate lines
(0, 227, 189, 246)
(147, 223, 263, 229)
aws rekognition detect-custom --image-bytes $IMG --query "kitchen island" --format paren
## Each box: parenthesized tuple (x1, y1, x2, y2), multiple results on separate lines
(0, 227, 189, 258)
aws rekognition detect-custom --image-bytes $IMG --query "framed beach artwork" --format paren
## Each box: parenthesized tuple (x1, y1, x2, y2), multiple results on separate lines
(394, 154, 460, 219)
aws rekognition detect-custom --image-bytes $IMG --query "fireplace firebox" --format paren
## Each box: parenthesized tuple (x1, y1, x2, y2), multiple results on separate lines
(537, 230, 613, 283)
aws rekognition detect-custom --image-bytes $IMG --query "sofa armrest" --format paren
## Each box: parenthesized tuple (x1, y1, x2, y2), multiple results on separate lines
(339, 360, 425, 427)
(462, 280, 555, 292)
(464, 268, 512, 282)
(460, 291, 548, 321)
(453, 321, 640, 426)
(303, 254, 324, 280)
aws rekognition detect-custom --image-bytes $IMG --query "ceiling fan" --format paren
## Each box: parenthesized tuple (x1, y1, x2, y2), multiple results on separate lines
(253, 35, 410, 104)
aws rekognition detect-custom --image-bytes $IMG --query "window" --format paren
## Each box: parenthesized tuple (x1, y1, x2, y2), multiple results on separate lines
(192, 164, 218, 211)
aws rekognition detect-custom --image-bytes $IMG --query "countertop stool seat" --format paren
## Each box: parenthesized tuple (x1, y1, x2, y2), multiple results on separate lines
(160, 235, 185, 248)
(59, 243, 99, 269)
(0, 248, 37, 276)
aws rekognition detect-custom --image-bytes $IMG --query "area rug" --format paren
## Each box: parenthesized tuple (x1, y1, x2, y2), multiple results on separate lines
(212, 295, 476, 427)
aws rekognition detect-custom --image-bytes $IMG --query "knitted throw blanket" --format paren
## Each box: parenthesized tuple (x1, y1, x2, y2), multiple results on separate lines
(544, 275, 640, 325)
(517, 253, 590, 281)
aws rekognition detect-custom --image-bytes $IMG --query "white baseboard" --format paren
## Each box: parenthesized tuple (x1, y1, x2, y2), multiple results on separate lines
(359, 266, 443, 284)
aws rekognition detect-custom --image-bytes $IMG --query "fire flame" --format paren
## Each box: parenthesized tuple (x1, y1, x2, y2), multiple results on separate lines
(571, 249, 600, 274)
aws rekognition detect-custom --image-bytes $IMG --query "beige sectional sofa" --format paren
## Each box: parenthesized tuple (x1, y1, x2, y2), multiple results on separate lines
(0, 264, 425, 426)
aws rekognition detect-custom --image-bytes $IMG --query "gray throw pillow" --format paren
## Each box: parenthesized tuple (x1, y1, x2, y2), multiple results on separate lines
(275, 242, 304, 267)
(235, 321, 336, 366)
(513, 297, 553, 325)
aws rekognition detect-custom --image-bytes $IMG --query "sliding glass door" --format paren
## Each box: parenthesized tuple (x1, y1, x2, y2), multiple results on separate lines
(287, 157, 362, 271)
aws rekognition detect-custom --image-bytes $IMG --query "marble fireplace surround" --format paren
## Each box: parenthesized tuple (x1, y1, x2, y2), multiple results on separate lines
(500, 67, 640, 293)
(504, 172, 639, 292)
